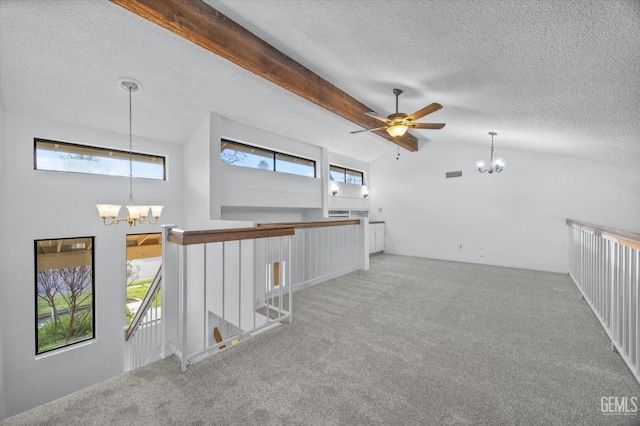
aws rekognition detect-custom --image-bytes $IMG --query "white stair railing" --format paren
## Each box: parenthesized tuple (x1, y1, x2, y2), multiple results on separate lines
(567, 219, 640, 383)
(258, 219, 367, 290)
(154, 219, 367, 372)
(162, 225, 295, 372)
(124, 267, 162, 371)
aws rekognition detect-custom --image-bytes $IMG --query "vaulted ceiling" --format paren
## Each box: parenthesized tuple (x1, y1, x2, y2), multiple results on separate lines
(1, 0, 638, 165)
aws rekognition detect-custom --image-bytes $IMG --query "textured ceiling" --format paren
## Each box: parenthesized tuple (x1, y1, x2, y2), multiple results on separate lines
(1, 0, 639, 165)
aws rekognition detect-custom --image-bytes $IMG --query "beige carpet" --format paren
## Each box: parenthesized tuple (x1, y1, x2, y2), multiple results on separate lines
(3, 254, 639, 425)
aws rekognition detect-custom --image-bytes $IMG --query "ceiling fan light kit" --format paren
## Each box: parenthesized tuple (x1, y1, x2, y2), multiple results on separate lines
(387, 124, 408, 137)
(477, 132, 505, 174)
(352, 88, 445, 138)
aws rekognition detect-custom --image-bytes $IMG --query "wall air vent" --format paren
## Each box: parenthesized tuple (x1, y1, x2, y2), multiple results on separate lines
(446, 171, 463, 178)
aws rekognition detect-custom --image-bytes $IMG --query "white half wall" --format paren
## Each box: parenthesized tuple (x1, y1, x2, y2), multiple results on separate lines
(369, 140, 640, 273)
(0, 111, 183, 418)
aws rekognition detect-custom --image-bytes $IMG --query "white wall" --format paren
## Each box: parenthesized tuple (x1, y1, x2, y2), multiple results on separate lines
(219, 118, 323, 221)
(221, 164, 322, 209)
(182, 112, 253, 228)
(0, 111, 183, 418)
(185, 114, 327, 224)
(328, 152, 370, 212)
(195, 117, 373, 222)
(369, 140, 640, 273)
(0, 108, 372, 418)
(183, 112, 222, 227)
(0, 100, 5, 421)
(181, 112, 255, 356)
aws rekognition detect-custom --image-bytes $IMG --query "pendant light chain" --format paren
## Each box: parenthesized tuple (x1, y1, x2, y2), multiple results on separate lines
(128, 84, 133, 205)
(490, 133, 495, 166)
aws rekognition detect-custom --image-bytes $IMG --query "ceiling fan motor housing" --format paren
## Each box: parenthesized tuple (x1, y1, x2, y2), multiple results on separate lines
(388, 112, 408, 123)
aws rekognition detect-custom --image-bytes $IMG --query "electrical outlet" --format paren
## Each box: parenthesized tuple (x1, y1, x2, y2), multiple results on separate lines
(459, 244, 463, 249)
(378, 208, 383, 213)
(480, 247, 484, 257)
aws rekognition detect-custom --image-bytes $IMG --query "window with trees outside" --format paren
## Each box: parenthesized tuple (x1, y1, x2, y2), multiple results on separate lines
(220, 139, 316, 177)
(34, 138, 166, 180)
(126, 233, 162, 326)
(35, 237, 95, 354)
(330, 165, 364, 185)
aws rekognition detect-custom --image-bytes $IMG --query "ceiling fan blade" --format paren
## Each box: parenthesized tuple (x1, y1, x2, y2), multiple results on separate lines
(408, 123, 446, 130)
(350, 126, 388, 134)
(364, 111, 392, 124)
(406, 103, 443, 122)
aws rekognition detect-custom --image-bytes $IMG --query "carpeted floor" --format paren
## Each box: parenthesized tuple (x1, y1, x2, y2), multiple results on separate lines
(3, 254, 639, 425)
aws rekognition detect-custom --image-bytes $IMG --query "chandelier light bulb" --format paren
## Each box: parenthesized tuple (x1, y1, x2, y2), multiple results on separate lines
(150, 206, 164, 218)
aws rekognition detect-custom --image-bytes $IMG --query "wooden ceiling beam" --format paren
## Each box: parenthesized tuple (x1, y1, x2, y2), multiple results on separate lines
(109, 0, 418, 152)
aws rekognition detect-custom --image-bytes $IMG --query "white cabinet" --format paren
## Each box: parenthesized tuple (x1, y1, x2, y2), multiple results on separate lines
(369, 222, 385, 254)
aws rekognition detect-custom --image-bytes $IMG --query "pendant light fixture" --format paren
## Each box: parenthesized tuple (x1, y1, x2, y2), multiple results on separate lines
(476, 132, 505, 174)
(96, 78, 163, 226)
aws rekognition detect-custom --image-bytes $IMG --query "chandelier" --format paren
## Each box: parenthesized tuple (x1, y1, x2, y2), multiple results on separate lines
(476, 132, 505, 174)
(96, 79, 163, 226)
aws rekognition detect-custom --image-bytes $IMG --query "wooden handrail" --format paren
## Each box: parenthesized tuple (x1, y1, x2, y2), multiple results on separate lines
(258, 219, 361, 230)
(566, 219, 640, 250)
(125, 265, 162, 342)
(168, 226, 295, 246)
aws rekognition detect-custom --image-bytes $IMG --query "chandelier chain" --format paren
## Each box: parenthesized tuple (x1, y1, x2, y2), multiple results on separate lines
(490, 135, 495, 165)
(128, 84, 133, 205)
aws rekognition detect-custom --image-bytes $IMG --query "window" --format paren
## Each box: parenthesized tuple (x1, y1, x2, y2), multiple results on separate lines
(220, 140, 315, 177)
(126, 233, 162, 326)
(34, 139, 166, 180)
(330, 165, 364, 185)
(275, 153, 315, 177)
(35, 237, 95, 354)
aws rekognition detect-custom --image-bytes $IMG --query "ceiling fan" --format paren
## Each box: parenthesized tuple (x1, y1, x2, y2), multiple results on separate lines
(351, 88, 445, 137)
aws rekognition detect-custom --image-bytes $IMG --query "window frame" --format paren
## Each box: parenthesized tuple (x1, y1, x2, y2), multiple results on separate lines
(34, 138, 166, 180)
(34, 236, 96, 355)
(220, 139, 316, 178)
(329, 164, 364, 185)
